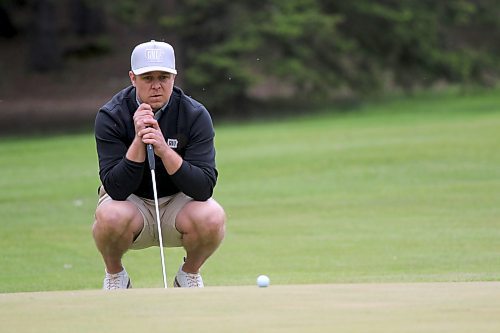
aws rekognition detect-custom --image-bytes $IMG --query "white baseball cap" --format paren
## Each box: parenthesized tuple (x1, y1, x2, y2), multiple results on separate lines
(131, 40, 177, 75)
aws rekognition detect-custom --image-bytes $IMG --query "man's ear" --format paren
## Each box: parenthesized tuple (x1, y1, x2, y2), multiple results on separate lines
(129, 71, 136, 87)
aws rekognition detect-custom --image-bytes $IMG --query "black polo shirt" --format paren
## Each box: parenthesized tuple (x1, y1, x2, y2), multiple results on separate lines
(95, 86, 217, 201)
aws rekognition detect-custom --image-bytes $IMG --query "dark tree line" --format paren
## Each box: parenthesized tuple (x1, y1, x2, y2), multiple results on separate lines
(1, 0, 499, 115)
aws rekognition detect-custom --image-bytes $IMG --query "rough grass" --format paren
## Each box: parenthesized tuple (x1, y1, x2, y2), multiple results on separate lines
(0, 89, 499, 292)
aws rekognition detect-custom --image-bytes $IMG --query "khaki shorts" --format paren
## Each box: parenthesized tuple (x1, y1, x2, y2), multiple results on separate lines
(97, 186, 193, 249)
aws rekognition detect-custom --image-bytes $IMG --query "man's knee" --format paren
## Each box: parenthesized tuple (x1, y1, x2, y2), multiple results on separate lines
(178, 199, 226, 239)
(93, 202, 140, 237)
(203, 201, 226, 237)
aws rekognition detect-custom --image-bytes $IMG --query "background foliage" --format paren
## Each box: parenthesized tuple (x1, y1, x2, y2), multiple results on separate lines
(1, 0, 499, 117)
(165, 0, 500, 113)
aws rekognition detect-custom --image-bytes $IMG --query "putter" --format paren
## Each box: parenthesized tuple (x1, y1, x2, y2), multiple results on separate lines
(147, 141, 168, 288)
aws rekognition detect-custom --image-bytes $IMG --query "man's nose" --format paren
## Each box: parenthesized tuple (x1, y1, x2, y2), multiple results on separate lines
(151, 79, 161, 89)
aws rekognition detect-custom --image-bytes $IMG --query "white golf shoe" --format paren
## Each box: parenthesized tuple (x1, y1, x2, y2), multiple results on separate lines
(103, 268, 132, 290)
(173, 264, 204, 288)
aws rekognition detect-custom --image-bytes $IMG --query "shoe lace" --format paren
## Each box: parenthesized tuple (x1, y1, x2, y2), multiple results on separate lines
(105, 274, 122, 290)
(185, 273, 202, 287)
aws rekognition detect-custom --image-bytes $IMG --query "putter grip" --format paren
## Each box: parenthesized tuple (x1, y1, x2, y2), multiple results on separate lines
(146, 109, 163, 171)
(147, 144, 155, 170)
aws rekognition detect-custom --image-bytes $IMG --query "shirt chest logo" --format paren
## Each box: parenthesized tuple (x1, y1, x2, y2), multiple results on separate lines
(167, 138, 178, 149)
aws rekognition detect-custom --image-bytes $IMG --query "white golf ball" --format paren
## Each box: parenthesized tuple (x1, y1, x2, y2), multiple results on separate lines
(257, 275, 270, 287)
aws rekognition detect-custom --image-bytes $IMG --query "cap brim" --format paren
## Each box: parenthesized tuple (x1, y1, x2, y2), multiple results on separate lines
(133, 66, 177, 75)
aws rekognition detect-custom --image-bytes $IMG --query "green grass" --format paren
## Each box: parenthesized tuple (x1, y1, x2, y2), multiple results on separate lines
(1, 89, 499, 292)
(2, 283, 500, 333)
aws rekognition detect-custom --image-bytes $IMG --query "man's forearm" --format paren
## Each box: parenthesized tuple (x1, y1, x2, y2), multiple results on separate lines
(169, 161, 216, 201)
(101, 157, 144, 200)
(126, 136, 147, 163)
(158, 146, 183, 175)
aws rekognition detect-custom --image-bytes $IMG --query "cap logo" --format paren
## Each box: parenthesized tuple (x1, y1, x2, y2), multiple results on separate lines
(145, 49, 164, 63)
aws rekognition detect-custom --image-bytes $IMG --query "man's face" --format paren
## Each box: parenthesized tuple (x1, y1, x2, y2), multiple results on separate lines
(129, 71, 175, 111)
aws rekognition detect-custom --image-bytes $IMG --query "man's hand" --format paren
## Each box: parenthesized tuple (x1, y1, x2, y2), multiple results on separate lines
(133, 103, 183, 175)
(133, 103, 155, 137)
(126, 103, 155, 163)
(134, 103, 168, 155)
(138, 116, 168, 156)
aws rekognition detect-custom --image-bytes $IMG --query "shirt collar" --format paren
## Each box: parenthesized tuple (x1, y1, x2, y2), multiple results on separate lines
(135, 93, 171, 117)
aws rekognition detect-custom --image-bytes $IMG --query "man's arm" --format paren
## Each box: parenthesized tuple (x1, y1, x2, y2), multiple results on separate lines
(169, 109, 217, 201)
(95, 104, 155, 200)
(141, 106, 217, 201)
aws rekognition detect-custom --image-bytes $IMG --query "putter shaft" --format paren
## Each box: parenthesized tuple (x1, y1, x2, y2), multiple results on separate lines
(151, 169, 168, 288)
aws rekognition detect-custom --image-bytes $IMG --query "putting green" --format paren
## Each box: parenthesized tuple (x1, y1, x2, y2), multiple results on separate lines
(1, 282, 499, 332)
